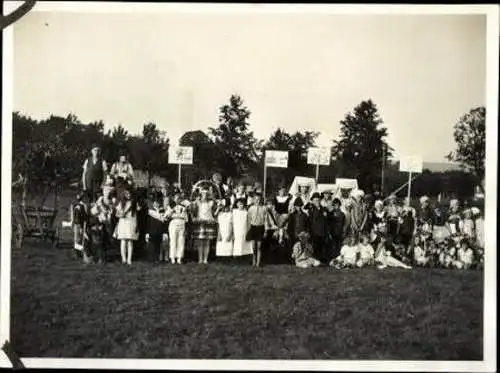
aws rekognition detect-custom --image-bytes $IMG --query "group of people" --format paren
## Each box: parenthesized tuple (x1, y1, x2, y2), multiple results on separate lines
(69, 146, 485, 269)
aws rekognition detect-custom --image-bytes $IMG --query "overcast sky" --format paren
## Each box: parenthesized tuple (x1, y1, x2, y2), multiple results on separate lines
(13, 10, 486, 162)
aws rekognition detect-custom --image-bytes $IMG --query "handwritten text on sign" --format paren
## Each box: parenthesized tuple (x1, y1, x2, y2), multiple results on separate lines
(265, 150, 289, 168)
(399, 155, 423, 173)
(307, 147, 331, 166)
(169, 146, 193, 165)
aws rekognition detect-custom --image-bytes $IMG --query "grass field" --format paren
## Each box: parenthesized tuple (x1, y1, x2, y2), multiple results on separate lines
(10, 232, 483, 360)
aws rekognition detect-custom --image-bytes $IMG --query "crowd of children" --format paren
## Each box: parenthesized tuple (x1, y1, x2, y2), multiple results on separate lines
(68, 171, 485, 270)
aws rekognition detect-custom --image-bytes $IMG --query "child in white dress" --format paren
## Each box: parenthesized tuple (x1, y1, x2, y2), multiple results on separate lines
(356, 234, 374, 267)
(232, 198, 252, 256)
(216, 199, 234, 257)
(292, 231, 321, 268)
(114, 189, 138, 265)
(330, 236, 358, 269)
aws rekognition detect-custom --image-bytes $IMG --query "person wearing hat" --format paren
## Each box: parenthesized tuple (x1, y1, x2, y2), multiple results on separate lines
(288, 182, 312, 213)
(446, 198, 461, 235)
(82, 146, 108, 202)
(307, 192, 328, 263)
(90, 178, 116, 264)
(416, 196, 436, 233)
(146, 191, 169, 263)
(165, 190, 188, 264)
(349, 189, 369, 243)
(291, 231, 321, 268)
(385, 194, 400, 242)
(320, 190, 334, 208)
(70, 190, 90, 259)
(283, 197, 310, 254)
(324, 197, 347, 260)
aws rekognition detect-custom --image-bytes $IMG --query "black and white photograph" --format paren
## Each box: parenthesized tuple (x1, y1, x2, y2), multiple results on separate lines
(1, 2, 498, 371)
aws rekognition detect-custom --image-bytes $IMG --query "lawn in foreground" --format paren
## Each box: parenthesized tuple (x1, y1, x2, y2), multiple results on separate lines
(11, 239, 483, 360)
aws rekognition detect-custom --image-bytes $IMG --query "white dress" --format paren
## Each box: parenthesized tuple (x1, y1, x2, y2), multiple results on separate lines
(114, 201, 138, 240)
(232, 209, 252, 256)
(216, 211, 234, 257)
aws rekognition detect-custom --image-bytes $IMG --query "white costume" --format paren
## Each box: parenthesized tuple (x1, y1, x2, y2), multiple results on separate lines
(216, 211, 234, 257)
(232, 209, 252, 256)
(357, 243, 374, 267)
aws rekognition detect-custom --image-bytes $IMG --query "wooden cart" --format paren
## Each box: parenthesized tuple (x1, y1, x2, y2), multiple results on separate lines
(12, 204, 60, 249)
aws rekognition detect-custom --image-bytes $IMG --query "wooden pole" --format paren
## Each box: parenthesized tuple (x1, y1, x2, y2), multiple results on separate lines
(315, 163, 320, 184)
(263, 165, 267, 199)
(381, 144, 386, 197)
(407, 171, 412, 201)
(178, 164, 182, 188)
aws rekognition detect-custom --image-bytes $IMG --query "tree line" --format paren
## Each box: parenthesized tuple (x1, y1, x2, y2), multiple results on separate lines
(12, 95, 484, 199)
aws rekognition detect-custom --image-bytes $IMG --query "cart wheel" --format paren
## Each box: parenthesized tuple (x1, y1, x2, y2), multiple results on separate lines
(52, 228, 60, 249)
(16, 223, 23, 249)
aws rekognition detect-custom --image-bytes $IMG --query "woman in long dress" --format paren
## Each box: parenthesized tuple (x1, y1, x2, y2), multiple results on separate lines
(232, 198, 252, 257)
(216, 198, 234, 257)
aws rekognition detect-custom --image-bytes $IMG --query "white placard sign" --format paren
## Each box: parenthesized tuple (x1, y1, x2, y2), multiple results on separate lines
(265, 150, 289, 168)
(169, 146, 193, 165)
(307, 147, 331, 166)
(399, 155, 423, 173)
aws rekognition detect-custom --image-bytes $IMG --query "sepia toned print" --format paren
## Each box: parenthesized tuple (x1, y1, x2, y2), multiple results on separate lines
(1, 2, 497, 371)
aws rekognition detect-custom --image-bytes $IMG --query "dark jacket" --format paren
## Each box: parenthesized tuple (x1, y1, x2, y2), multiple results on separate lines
(84, 156, 104, 190)
(308, 204, 327, 237)
(287, 210, 310, 241)
(325, 208, 346, 240)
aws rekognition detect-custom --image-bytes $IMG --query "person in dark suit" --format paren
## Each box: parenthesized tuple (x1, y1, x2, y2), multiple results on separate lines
(325, 198, 347, 261)
(285, 197, 310, 248)
(308, 192, 328, 263)
(146, 192, 167, 262)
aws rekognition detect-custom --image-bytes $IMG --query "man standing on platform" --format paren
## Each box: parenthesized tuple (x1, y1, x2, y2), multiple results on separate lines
(82, 146, 108, 202)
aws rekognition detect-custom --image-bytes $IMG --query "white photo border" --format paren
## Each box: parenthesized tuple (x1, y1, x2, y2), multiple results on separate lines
(1, 2, 498, 371)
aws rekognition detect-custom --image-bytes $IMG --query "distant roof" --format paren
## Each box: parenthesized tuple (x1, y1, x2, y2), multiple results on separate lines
(422, 162, 463, 173)
(391, 160, 463, 173)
